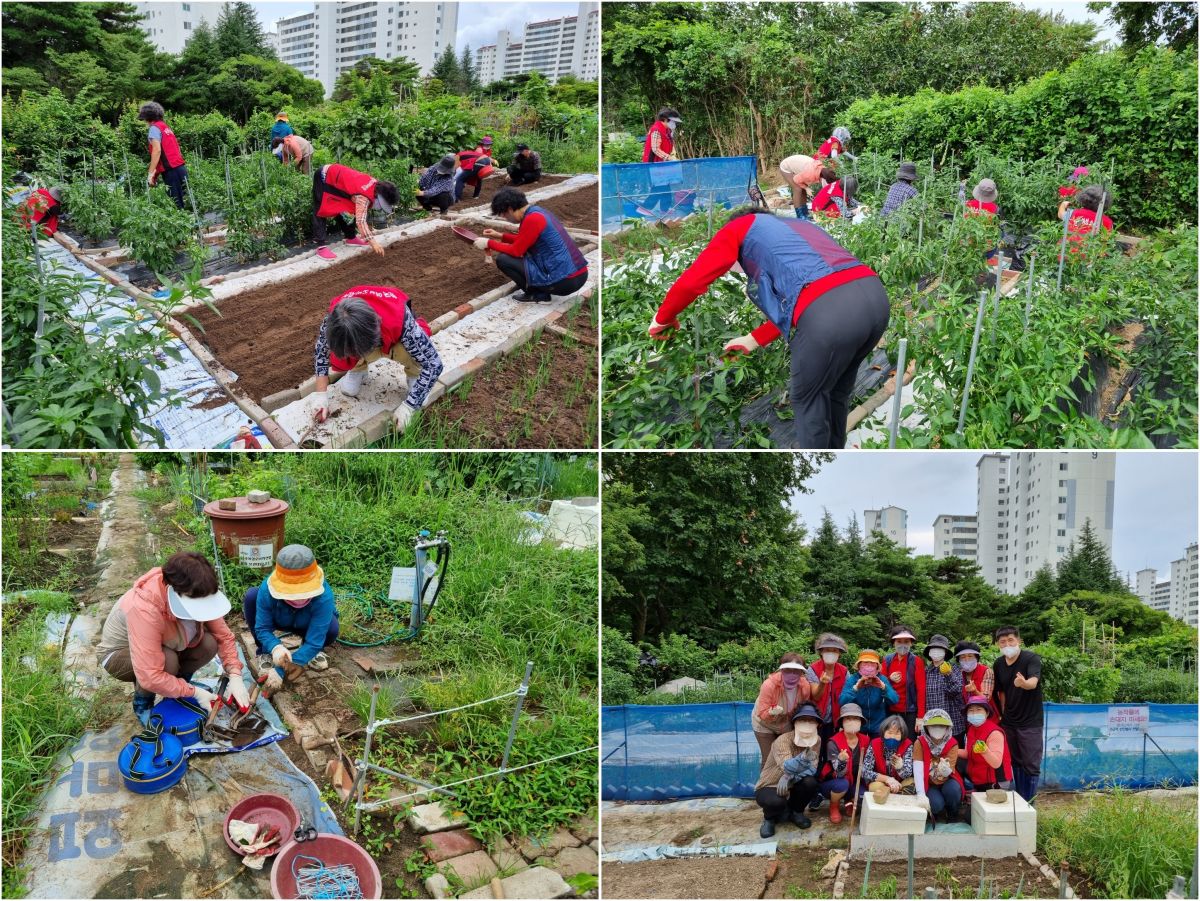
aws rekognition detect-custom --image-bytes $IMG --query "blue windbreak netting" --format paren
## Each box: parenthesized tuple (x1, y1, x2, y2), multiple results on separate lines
(601, 702, 1197, 802)
(601, 155, 759, 233)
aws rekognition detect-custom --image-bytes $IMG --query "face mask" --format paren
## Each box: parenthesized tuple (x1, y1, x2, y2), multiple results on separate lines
(928, 649, 946, 662)
(1001, 645, 1021, 659)
(884, 737, 901, 752)
(842, 719, 861, 735)
(795, 721, 818, 736)
(894, 642, 911, 655)
(282, 596, 313, 609)
(960, 658, 978, 673)
(781, 672, 802, 689)
(822, 652, 839, 665)
(859, 665, 878, 678)
(667, 119, 679, 134)
(967, 712, 987, 727)
(926, 726, 948, 741)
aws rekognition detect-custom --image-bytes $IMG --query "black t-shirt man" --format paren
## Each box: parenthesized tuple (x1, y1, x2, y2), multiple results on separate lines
(993, 649, 1044, 728)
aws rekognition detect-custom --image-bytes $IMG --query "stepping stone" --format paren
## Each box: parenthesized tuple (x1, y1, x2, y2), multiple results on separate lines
(423, 829, 483, 863)
(408, 801, 469, 834)
(439, 849, 499, 886)
(569, 813, 599, 843)
(424, 874, 451, 899)
(461, 867, 571, 900)
(517, 827, 582, 860)
(551, 844, 599, 878)
(489, 836, 528, 873)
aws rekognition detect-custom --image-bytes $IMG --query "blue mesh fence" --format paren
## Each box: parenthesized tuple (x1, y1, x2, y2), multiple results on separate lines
(601, 702, 1197, 802)
(601, 155, 759, 234)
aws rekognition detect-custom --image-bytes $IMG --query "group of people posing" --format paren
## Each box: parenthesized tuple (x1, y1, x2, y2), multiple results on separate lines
(750, 626, 1044, 838)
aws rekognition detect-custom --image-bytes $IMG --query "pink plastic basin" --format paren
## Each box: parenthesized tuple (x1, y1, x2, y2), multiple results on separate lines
(223, 793, 301, 857)
(271, 834, 382, 900)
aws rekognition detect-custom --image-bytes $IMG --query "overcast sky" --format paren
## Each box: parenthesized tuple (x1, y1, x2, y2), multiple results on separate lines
(249, 1, 580, 52)
(788, 452, 1198, 580)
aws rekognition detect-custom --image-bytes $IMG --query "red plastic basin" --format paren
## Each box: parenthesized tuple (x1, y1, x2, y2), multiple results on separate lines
(223, 793, 301, 857)
(271, 834, 381, 900)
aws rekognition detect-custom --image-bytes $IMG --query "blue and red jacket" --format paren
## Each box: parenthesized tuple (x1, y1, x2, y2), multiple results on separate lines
(485, 205, 588, 287)
(657, 213, 876, 344)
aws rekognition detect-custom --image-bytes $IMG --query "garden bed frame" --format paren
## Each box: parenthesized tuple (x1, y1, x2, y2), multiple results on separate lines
(51, 175, 598, 449)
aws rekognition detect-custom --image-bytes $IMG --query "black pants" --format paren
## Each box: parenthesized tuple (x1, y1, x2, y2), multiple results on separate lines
(496, 253, 588, 301)
(311, 169, 357, 244)
(756, 776, 819, 822)
(788, 275, 890, 448)
(507, 166, 541, 186)
(161, 164, 188, 209)
(418, 192, 453, 214)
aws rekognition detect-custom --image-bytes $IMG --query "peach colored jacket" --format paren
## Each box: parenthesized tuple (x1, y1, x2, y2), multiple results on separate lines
(752, 670, 813, 735)
(98, 568, 242, 698)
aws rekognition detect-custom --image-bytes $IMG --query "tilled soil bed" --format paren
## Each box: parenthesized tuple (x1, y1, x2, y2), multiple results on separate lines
(457, 173, 569, 210)
(188, 210, 592, 404)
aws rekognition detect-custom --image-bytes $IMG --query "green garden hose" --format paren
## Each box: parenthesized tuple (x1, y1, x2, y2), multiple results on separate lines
(333, 586, 421, 647)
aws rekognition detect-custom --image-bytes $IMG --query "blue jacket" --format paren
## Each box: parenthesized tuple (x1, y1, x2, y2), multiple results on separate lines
(271, 120, 294, 141)
(525, 204, 588, 288)
(739, 214, 860, 335)
(252, 578, 336, 671)
(839, 672, 900, 737)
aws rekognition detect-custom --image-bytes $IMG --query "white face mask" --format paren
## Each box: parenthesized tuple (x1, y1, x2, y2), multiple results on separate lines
(967, 712, 987, 727)
(822, 652, 839, 665)
(794, 721, 818, 736)
(894, 642, 911, 655)
(842, 719, 861, 735)
(928, 649, 946, 662)
(1001, 645, 1021, 659)
(960, 658, 978, 672)
(926, 726, 948, 741)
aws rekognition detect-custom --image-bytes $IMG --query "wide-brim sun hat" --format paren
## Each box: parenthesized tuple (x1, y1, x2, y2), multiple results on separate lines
(791, 703, 822, 722)
(954, 640, 981, 658)
(854, 650, 881, 667)
(435, 154, 456, 175)
(480, 135, 494, 146)
(779, 661, 807, 672)
(965, 693, 997, 718)
(815, 632, 848, 653)
(896, 162, 918, 182)
(924, 634, 953, 655)
(890, 628, 916, 642)
(972, 179, 998, 203)
(267, 544, 325, 601)
(839, 703, 865, 722)
(167, 586, 231, 622)
(924, 708, 952, 728)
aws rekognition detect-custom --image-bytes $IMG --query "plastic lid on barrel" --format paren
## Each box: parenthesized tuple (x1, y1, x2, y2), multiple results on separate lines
(203, 496, 290, 520)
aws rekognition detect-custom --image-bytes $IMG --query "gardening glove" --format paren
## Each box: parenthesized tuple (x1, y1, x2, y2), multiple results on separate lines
(767, 704, 785, 718)
(311, 391, 329, 423)
(723, 333, 760, 359)
(473, 237, 490, 251)
(370, 239, 384, 256)
(271, 644, 293, 668)
(916, 794, 931, 812)
(775, 774, 792, 798)
(263, 669, 285, 696)
(973, 739, 988, 754)
(934, 758, 953, 781)
(393, 402, 417, 433)
(225, 677, 251, 713)
(648, 312, 680, 340)
(190, 685, 219, 709)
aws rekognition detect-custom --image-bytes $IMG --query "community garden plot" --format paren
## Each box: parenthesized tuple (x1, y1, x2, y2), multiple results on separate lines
(601, 152, 1198, 450)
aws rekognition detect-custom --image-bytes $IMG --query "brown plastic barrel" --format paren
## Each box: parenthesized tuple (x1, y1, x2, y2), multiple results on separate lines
(203, 496, 289, 569)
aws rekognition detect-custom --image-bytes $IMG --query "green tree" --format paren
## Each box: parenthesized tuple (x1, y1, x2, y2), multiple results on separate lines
(213, 1, 275, 62)
(520, 71, 551, 110)
(458, 45, 479, 95)
(1008, 564, 1059, 642)
(430, 45, 461, 93)
(207, 54, 323, 124)
(1088, 1, 1197, 51)
(805, 510, 864, 627)
(332, 57, 421, 103)
(1055, 520, 1125, 595)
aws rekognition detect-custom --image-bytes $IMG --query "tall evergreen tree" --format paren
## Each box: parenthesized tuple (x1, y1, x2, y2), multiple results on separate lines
(214, 1, 275, 62)
(458, 45, 479, 95)
(1055, 520, 1124, 595)
(430, 45, 461, 91)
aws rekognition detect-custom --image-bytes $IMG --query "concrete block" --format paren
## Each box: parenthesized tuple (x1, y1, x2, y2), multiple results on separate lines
(859, 793, 928, 835)
(422, 829, 483, 863)
(517, 827, 583, 860)
(850, 829, 1021, 861)
(429, 310, 460, 333)
(551, 844, 598, 877)
(408, 801, 469, 834)
(439, 849, 499, 886)
(489, 836, 528, 874)
(569, 814, 598, 843)
(424, 874, 452, 899)
(495, 867, 574, 900)
(970, 790, 1037, 853)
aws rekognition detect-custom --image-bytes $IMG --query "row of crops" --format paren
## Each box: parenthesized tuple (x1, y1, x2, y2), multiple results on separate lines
(601, 151, 1198, 449)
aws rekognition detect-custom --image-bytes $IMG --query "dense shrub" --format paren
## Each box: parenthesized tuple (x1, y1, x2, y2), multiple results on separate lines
(2, 89, 120, 172)
(171, 111, 243, 157)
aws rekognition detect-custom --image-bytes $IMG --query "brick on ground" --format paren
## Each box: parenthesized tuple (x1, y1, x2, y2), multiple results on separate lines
(459, 867, 573, 900)
(439, 849, 499, 887)
(517, 827, 582, 861)
(408, 801, 469, 834)
(551, 844, 599, 878)
(422, 829, 483, 863)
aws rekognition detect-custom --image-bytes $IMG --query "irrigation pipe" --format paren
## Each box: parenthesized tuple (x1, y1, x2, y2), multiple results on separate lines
(888, 338, 908, 448)
(957, 290, 989, 435)
(1023, 253, 1036, 330)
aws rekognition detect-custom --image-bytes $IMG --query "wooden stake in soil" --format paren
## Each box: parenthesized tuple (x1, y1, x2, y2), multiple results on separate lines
(1054, 210, 1071, 293)
(907, 833, 915, 899)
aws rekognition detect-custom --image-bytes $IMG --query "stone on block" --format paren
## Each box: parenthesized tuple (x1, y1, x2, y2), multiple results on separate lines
(499, 867, 574, 900)
(408, 801, 469, 834)
(423, 828, 483, 863)
(970, 790, 1037, 853)
(439, 849, 499, 886)
(859, 793, 928, 836)
(424, 873, 452, 899)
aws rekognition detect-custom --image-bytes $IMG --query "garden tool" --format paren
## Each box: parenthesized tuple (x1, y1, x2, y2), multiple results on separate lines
(228, 673, 268, 731)
(201, 675, 241, 744)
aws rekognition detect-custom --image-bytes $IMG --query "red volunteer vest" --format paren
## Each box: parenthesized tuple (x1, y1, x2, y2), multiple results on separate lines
(965, 199, 998, 218)
(316, 164, 378, 219)
(812, 181, 846, 216)
(870, 736, 912, 780)
(965, 720, 1013, 787)
(811, 660, 848, 723)
(642, 121, 674, 163)
(23, 189, 60, 236)
(917, 734, 964, 792)
(327, 286, 415, 372)
(960, 664, 994, 717)
(820, 730, 864, 784)
(1065, 208, 1113, 254)
(149, 120, 186, 173)
(816, 136, 842, 161)
(459, 148, 495, 186)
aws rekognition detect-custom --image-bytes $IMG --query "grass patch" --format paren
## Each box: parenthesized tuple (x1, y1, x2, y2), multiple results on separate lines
(1037, 787, 1198, 898)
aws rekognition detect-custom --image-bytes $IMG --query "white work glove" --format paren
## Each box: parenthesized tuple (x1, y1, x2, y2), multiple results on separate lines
(271, 645, 293, 668)
(393, 403, 417, 433)
(934, 758, 953, 780)
(915, 717, 925, 733)
(190, 685, 219, 709)
(648, 312, 680, 340)
(723, 333, 760, 358)
(310, 391, 329, 423)
(473, 237, 490, 251)
(917, 794, 931, 811)
(767, 704, 785, 717)
(147, 174, 155, 188)
(225, 676, 251, 713)
(263, 669, 285, 696)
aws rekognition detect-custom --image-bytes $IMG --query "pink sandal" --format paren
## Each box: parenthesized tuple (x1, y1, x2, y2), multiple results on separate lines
(316, 246, 336, 260)
(345, 237, 369, 246)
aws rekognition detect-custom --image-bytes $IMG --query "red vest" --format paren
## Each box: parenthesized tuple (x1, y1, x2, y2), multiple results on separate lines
(960, 664, 994, 716)
(459, 148, 495, 186)
(882, 652, 923, 715)
(23, 189, 60, 236)
(811, 660, 848, 723)
(917, 734, 964, 792)
(327, 286, 414, 372)
(812, 181, 845, 216)
(316, 164, 378, 219)
(965, 199, 998, 218)
(870, 736, 912, 779)
(1065, 208, 1113, 254)
(816, 136, 842, 161)
(965, 720, 1013, 788)
(820, 730, 864, 784)
(642, 121, 674, 163)
(149, 120, 186, 173)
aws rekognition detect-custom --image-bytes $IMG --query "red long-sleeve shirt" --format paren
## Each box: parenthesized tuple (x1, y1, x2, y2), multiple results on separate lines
(655, 215, 875, 347)
(487, 210, 587, 278)
(882, 653, 927, 717)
